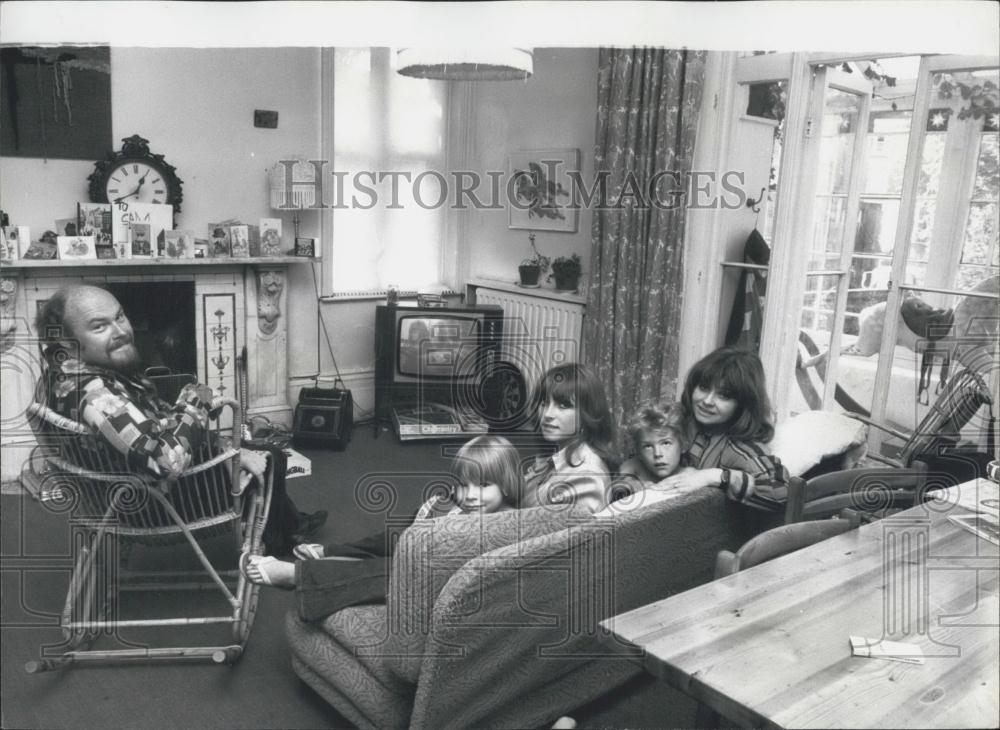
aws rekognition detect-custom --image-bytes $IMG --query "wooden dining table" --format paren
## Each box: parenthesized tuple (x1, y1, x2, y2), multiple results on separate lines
(600, 478, 1000, 729)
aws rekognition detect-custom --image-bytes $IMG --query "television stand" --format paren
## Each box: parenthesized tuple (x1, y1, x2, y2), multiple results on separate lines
(390, 401, 489, 442)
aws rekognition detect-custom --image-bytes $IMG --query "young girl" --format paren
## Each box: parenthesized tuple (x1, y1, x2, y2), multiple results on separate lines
(241, 434, 523, 619)
(417, 434, 520, 518)
(291, 434, 521, 560)
(618, 401, 693, 490)
(653, 347, 787, 512)
(520, 363, 617, 514)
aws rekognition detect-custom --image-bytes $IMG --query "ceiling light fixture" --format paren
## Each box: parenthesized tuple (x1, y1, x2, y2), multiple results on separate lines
(395, 48, 533, 81)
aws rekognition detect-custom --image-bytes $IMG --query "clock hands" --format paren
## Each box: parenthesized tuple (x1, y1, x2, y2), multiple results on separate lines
(112, 171, 150, 204)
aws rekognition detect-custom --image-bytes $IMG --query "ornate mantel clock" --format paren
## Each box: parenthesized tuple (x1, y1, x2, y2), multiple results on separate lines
(87, 135, 184, 213)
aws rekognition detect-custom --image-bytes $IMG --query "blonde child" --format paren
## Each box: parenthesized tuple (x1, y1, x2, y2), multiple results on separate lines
(416, 434, 520, 518)
(618, 401, 693, 492)
(242, 435, 524, 620)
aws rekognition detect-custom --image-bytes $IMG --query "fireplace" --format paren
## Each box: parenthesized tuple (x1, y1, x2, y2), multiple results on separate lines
(105, 281, 196, 376)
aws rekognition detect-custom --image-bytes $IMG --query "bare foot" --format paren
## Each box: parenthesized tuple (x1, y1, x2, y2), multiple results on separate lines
(243, 555, 295, 589)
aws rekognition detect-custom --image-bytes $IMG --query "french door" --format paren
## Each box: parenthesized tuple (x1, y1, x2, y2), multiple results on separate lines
(734, 53, 999, 461)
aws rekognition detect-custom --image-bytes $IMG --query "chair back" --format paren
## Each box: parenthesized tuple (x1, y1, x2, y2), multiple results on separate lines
(715, 518, 854, 578)
(784, 462, 928, 524)
(899, 368, 994, 466)
(144, 367, 198, 405)
(27, 401, 240, 540)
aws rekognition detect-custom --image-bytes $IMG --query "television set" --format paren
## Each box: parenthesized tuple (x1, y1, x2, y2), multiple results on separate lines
(374, 303, 507, 436)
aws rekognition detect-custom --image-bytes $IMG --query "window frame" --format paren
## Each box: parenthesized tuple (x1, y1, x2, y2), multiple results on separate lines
(318, 47, 462, 300)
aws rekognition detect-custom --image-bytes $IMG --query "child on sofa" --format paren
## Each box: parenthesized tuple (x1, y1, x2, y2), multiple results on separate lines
(241, 434, 523, 604)
(520, 362, 617, 513)
(652, 347, 788, 512)
(291, 434, 522, 559)
(617, 401, 693, 492)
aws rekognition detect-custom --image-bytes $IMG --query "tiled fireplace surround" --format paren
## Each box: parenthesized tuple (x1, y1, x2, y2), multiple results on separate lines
(0, 263, 294, 484)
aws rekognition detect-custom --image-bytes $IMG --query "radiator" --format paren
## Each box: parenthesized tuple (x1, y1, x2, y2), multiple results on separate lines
(473, 285, 585, 389)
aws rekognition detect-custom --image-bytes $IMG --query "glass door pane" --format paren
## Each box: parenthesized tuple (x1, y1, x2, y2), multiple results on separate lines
(872, 62, 999, 463)
(792, 64, 873, 413)
(838, 58, 922, 416)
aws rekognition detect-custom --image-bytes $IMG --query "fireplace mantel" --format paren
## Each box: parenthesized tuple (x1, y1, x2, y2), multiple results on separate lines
(1, 256, 314, 271)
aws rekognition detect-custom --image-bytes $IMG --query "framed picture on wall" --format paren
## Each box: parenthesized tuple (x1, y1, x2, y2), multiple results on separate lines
(0, 46, 112, 160)
(508, 148, 580, 233)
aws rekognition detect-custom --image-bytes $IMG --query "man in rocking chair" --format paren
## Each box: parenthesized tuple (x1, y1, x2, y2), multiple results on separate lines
(33, 284, 326, 555)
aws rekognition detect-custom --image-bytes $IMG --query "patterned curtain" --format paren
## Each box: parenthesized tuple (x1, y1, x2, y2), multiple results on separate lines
(583, 48, 707, 442)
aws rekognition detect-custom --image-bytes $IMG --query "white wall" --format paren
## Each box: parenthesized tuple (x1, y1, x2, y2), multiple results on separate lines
(461, 48, 598, 287)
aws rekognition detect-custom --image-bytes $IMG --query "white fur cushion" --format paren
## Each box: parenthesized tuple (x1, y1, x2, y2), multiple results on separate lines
(770, 411, 869, 477)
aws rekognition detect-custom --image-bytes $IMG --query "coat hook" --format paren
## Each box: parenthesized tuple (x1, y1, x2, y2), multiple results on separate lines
(746, 187, 766, 214)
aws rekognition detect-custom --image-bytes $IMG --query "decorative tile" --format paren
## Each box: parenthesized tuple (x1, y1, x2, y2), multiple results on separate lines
(202, 293, 237, 400)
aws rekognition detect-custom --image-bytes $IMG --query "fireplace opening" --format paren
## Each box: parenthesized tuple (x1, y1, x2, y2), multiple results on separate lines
(105, 282, 196, 377)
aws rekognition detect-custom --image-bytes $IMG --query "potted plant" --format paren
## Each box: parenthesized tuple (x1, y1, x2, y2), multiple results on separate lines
(549, 253, 582, 291)
(518, 232, 549, 287)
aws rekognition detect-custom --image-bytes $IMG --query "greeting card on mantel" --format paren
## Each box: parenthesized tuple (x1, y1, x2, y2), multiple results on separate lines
(112, 202, 173, 249)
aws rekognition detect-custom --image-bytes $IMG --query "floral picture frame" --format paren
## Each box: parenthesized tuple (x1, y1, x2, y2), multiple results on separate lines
(508, 148, 580, 233)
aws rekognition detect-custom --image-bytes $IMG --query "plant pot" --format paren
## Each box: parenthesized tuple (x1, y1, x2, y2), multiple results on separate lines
(552, 272, 580, 291)
(518, 264, 541, 286)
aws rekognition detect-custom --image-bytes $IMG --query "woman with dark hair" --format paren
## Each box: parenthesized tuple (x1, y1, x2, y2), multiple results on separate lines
(656, 347, 788, 512)
(520, 362, 617, 513)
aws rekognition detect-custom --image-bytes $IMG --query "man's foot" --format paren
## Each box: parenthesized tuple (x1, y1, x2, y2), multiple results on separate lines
(240, 551, 295, 589)
(295, 510, 328, 540)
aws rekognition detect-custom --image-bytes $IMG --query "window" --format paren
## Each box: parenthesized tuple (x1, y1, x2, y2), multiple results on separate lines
(322, 48, 451, 296)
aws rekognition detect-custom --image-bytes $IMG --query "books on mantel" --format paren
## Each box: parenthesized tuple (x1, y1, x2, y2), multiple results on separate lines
(392, 403, 488, 441)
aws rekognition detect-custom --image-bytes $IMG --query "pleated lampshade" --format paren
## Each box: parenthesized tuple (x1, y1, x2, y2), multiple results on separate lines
(395, 48, 533, 81)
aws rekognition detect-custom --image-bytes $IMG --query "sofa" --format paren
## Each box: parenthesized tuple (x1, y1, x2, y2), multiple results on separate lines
(285, 485, 775, 729)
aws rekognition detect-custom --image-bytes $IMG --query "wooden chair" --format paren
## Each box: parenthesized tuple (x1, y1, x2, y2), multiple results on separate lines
(714, 517, 856, 578)
(784, 462, 929, 525)
(23, 399, 271, 673)
(846, 368, 994, 469)
(703, 516, 857, 726)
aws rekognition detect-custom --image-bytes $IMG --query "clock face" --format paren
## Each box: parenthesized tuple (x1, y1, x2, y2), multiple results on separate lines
(104, 161, 171, 206)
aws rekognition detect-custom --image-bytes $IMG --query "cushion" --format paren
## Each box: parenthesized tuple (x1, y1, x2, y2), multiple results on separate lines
(770, 411, 868, 477)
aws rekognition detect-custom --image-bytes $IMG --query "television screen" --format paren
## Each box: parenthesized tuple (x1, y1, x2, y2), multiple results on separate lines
(397, 315, 482, 379)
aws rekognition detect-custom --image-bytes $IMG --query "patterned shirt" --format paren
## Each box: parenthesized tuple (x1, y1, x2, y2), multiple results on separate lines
(687, 431, 788, 512)
(38, 352, 213, 479)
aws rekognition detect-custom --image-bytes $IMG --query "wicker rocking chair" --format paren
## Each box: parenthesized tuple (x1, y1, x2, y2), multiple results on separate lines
(23, 399, 272, 673)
